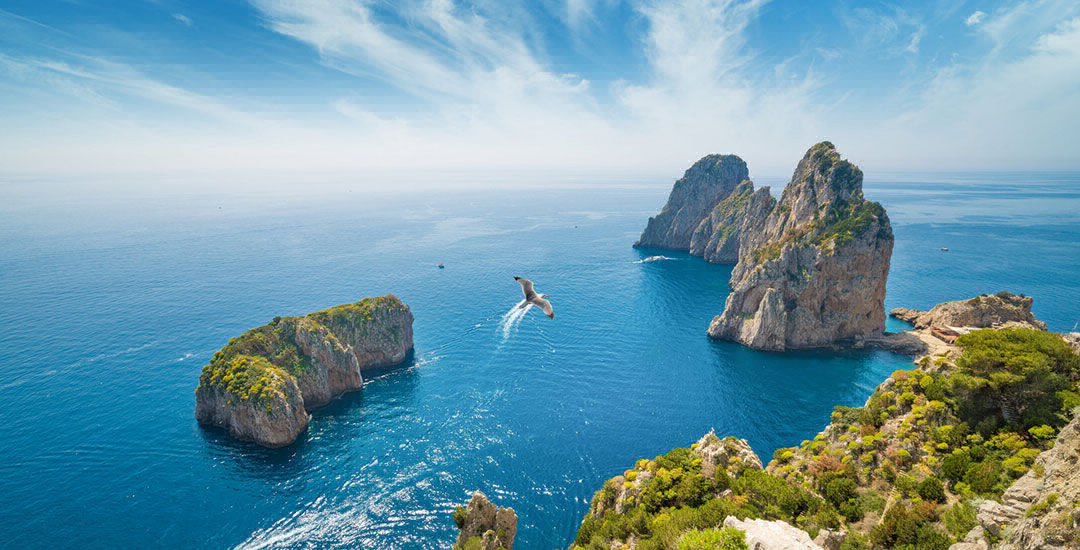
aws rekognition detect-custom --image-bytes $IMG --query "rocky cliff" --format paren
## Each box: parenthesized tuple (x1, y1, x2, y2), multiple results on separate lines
(953, 414, 1080, 550)
(453, 491, 517, 550)
(689, 180, 778, 264)
(708, 142, 894, 351)
(572, 302, 1080, 550)
(195, 295, 413, 447)
(635, 154, 749, 250)
(890, 291, 1047, 332)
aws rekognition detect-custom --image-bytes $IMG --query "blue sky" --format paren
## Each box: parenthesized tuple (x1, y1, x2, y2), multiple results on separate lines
(1, 0, 1078, 178)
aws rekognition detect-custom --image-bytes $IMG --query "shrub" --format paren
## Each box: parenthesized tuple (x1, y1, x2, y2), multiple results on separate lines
(942, 451, 971, 484)
(677, 527, 749, 550)
(825, 478, 858, 508)
(452, 506, 467, 529)
(964, 460, 1002, 495)
(917, 477, 946, 503)
(944, 501, 977, 538)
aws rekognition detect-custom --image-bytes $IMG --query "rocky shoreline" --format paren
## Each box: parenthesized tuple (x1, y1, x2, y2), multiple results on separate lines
(562, 293, 1080, 550)
(195, 295, 413, 447)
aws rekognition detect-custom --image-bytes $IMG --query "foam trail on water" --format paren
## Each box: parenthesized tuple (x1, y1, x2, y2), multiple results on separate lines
(498, 300, 531, 341)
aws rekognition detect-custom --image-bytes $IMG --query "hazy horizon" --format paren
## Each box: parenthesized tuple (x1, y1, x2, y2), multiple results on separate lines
(1, 0, 1079, 180)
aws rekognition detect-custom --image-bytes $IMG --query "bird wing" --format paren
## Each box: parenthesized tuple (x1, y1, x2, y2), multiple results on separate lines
(530, 296, 554, 319)
(515, 277, 536, 300)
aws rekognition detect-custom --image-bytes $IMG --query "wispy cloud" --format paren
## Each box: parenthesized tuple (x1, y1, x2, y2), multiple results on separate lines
(965, 10, 987, 27)
(0, 0, 1078, 176)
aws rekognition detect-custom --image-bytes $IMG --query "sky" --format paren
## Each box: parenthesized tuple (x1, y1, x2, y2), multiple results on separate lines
(0, 0, 1078, 179)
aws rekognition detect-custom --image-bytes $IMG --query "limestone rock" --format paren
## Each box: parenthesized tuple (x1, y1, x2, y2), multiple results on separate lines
(723, 516, 823, 549)
(709, 142, 893, 351)
(690, 180, 777, 264)
(194, 366, 308, 448)
(195, 295, 413, 447)
(813, 529, 846, 550)
(636, 154, 749, 250)
(890, 292, 1046, 331)
(454, 491, 517, 550)
(694, 431, 763, 480)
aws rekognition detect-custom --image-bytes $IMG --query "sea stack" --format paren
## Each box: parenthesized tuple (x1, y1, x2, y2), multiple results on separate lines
(452, 491, 517, 550)
(195, 295, 413, 447)
(635, 154, 749, 251)
(708, 142, 893, 351)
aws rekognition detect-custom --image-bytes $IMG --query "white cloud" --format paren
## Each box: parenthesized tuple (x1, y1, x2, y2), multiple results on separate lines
(1, 0, 1079, 177)
(965, 10, 986, 26)
(172, 13, 192, 26)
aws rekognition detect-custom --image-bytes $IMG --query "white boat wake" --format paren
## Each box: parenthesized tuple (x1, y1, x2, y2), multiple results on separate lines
(498, 300, 532, 341)
(634, 255, 675, 263)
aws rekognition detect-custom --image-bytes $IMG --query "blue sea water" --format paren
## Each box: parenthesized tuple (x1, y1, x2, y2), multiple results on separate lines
(1, 172, 1078, 549)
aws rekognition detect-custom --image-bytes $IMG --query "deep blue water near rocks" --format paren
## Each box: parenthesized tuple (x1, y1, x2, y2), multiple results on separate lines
(1, 172, 1077, 549)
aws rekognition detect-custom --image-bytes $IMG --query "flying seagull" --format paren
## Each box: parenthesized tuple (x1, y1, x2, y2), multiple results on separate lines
(514, 276, 554, 319)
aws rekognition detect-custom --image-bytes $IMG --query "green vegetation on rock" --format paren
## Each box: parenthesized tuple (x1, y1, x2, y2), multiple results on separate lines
(573, 328, 1080, 549)
(195, 295, 408, 405)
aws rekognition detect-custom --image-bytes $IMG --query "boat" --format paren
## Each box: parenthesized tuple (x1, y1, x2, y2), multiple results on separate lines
(437, 263, 445, 269)
(940, 247, 948, 251)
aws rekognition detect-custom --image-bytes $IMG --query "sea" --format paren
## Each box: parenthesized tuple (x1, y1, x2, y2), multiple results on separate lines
(1, 171, 1078, 549)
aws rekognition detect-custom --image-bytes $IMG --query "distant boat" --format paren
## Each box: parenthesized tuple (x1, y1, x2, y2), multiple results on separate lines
(940, 247, 949, 251)
(437, 263, 445, 269)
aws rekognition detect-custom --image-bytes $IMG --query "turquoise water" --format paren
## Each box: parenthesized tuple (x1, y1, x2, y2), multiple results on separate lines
(1, 172, 1078, 548)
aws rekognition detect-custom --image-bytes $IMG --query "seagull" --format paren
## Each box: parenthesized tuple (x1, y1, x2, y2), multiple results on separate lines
(514, 276, 554, 319)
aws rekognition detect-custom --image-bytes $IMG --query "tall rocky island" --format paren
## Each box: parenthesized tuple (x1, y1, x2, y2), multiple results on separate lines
(634, 154, 751, 251)
(635, 142, 893, 351)
(195, 295, 413, 447)
(708, 142, 893, 350)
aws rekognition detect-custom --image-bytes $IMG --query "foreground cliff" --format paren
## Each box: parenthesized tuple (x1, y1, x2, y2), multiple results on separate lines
(195, 295, 413, 447)
(572, 301, 1080, 550)
(708, 142, 893, 351)
(635, 154, 749, 251)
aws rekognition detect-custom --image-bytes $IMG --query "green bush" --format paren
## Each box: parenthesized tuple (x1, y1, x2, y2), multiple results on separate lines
(917, 477, 946, 503)
(825, 478, 858, 508)
(944, 501, 977, 538)
(941, 451, 971, 484)
(677, 527, 749, 550)
(452, 506, 467, 529)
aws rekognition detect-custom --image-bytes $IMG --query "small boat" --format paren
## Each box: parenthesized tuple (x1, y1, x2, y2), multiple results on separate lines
(437, 263, 445, 269)
(940, 247, 949, 251)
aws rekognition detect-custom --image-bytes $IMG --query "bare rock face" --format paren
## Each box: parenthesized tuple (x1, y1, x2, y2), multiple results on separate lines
(690, 180, 777, 264)
(453, 491, 517, 550)
(708, 142, 893, 351)
(890, 292, 1047, 331)
(195, 295, 413, 447)
(723, 516, 823, 549)
(635, 154, 749, 250)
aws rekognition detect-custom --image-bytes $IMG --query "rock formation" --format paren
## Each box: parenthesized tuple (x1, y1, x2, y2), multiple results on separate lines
(689, 180, 777, 263)
(951, 413, 1080, 550)
(723, 516, 823, 550)
(453, 491, 517, 550)
(635, 154, 749, 251)
(195, 295, 413, 447)
(708, 142, 893, 351)
(891, 291, 1047, 331)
